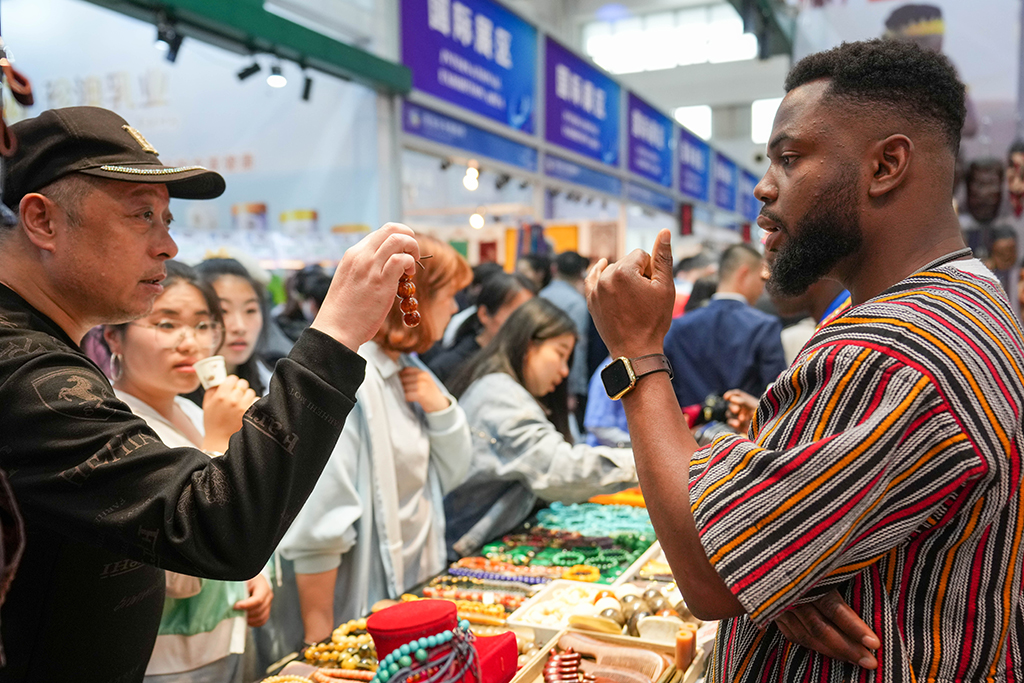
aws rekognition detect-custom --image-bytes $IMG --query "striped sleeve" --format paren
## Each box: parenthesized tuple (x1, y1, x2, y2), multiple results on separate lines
(689, 341, 982, 625)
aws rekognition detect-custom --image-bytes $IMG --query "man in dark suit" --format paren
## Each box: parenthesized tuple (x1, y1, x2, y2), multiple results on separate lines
(663, 243, 786, 408)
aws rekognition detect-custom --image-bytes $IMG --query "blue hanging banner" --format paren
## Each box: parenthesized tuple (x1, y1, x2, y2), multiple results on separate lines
(544, 154, 622, 196)
(626, 182, 675, 214)
(401, 0, 537, 133)
(544, 37, 621, 167)
(738, 170, 761, 223)
(714, 152, 738, 213)
(678, 127, 710, 203)
(403, 101, 538, 171)
(626, 93, 672, 188)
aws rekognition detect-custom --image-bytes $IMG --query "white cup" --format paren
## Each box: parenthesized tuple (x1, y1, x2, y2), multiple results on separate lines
(194, 355, 227, 390)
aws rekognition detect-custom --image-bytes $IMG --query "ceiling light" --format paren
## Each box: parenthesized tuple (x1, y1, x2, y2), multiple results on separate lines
(154, 19, 183, 64)
(469, 213, 485, 229)
(463, 175, 479, 191)
(465, 166, 479, 179)
(267, 63, 287, 88)
(237, 61, 261, 81)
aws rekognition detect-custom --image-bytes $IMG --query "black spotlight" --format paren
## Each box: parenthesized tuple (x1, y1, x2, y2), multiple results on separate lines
(440, 159, 452, 171)
(237, 61, 261, 81)
(155, 21, 183, 64)
(495, 173, 511, 190)
(302, 74, 313, 102)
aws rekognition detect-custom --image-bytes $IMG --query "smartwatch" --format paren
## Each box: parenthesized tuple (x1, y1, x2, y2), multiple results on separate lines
(601, 354, 673, 400)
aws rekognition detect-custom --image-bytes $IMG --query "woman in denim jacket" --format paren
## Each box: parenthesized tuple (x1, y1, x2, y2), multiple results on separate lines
(444, 298, 636, 559)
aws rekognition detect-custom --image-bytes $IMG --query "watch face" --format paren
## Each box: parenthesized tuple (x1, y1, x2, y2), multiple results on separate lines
(602, 358, 634, 400)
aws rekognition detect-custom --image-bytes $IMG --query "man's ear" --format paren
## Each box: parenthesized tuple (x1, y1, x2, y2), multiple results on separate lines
(17, 193, 61, 253)
(868, 134, 913, 199)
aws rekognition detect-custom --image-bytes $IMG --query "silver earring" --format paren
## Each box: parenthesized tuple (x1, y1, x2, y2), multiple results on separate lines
(110, 353, 123, 382)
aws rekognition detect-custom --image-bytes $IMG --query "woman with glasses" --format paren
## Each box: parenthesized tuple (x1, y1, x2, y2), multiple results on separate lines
(99, 260, 268, 683)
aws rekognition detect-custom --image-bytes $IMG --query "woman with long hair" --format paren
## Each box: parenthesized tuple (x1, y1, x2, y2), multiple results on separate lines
(443, 297, 636, 558)
(97, 260, 268, 682)
(279, 234, 473, 645)
(426, 271, 533, 385)
(194, 258, 273, 396)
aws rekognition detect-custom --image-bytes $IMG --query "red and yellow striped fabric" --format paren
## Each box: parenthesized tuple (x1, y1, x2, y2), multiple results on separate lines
(693, 262, 1024, 682)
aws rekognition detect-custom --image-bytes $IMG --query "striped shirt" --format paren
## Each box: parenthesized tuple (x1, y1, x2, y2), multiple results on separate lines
(692, 260, 1024, 682)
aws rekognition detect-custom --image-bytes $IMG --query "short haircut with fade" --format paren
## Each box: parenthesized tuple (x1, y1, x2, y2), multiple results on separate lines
(719, 243, 761, 282)
(785, 39, 966, 154)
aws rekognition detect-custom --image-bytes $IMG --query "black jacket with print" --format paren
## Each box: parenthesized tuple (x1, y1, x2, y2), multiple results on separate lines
(0, 284, 365, 682)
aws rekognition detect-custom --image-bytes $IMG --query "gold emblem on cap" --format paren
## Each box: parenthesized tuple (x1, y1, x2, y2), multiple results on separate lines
(122, 125, 159, 155)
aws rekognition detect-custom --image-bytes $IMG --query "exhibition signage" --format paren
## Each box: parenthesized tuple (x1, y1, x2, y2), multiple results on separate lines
(738, 170, 760, 222)
(627, 93, 672, 187)
(678, 127, 710, 203)
(401, 0, 538, 133)
(626, 182, 675, 213)
(403, 101, 538, 171)
(714, 152, 738, 213)
(544, 37, 621, 167)
(544, 154, 622, 196)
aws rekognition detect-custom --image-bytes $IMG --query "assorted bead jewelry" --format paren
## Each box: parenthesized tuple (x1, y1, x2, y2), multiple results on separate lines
(370, 619, 479, 683)
(534, 502, 655, 540)
(303, 619, 377, 669)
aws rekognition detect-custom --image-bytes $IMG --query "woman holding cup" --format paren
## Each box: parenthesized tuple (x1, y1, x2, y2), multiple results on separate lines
(98, 260, 267, 682)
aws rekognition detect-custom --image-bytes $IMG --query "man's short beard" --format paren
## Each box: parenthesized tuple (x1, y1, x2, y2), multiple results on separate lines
(766, 171, 863, 298)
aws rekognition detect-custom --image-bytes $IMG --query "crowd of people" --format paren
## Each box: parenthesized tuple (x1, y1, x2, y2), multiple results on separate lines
(0, 37, 1022, 683)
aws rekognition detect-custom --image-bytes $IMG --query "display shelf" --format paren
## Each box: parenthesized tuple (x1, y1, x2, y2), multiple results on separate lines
(510, 628, 705, 683)
(506, 579, 604, 645)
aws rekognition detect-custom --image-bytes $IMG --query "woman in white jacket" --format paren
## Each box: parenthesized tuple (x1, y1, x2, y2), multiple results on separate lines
(280, 234, 473, 644)
(443, 298, 637, 559)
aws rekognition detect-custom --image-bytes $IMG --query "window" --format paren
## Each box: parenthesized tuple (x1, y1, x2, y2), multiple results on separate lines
(583, 3, 758, 75)
(751, 97, 783, 144)
(674, 105, 712, 140)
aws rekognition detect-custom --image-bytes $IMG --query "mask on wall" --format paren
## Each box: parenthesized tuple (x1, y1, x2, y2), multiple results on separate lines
(883, 3, 945, 53)
(966, 158, 1004, 224)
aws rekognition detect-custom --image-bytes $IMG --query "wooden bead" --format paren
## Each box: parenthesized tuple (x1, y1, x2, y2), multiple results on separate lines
(400, 297, 418, 313)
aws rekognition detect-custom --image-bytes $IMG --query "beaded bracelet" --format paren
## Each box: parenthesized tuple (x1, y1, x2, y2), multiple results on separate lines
(263, 676, 315, 683)
(447, 566, 548, 585)
(550, 550, 586, 567)
(313, 669, 376, 682)
(562, 564, 601, 582)
(599, 548, 630, 563)
(372, 619, 478, 683)
(587, 554, 617, 570)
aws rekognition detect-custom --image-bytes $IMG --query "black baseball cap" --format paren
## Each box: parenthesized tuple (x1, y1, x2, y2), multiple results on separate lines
(4, 106, 226, 210)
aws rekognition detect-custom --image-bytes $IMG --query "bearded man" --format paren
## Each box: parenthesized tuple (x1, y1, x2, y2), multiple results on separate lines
(586, 39, 1024, 681)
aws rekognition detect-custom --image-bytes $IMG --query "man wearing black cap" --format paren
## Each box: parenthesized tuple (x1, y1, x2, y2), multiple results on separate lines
(0, 106, 420, 681)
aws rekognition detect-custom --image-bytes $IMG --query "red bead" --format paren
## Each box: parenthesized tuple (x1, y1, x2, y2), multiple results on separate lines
(400, 297, 418, 313)
(403, 311, 421, 327)
(398, 281, 415, 298)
